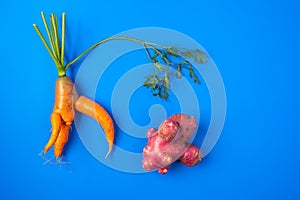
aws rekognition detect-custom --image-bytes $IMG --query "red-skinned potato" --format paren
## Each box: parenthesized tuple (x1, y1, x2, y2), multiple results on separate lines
(142, 114, 202, 174)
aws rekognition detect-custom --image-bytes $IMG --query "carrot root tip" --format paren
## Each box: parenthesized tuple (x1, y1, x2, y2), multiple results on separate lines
(105, 145, 113, 159)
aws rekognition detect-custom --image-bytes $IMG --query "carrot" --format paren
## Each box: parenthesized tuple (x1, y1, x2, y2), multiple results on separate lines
(42, 75, 114, 159)
(54, 123, 70, 158)
(43, 113, 61, 154)
(75, 96, 114, 158)
(34, 12, 115, 161)
(43, 76, 75, 158)
(52, 76, 75, 126)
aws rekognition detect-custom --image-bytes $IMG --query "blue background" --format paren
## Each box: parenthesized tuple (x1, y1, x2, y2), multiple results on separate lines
(1, 0, 299, 199)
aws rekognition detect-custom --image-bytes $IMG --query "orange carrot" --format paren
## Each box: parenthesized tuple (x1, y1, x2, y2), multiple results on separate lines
(75, 96, 114, 158)
(34, 12, 116, 162)
(43, 113, 61, 154)
(54, 123, 70, 158)
(42, 76, 114, 159)
(43, 76, 75, 157)
(52, 76, 75, 126)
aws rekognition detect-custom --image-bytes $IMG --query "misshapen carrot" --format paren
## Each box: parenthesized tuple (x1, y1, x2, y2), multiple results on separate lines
(34, 12, 116, 162)
(43, 76, 75, 157)
(42, 76, 114, 159)
(75, 96, 114, 158)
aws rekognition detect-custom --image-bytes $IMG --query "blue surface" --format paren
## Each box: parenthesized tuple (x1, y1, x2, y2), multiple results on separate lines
(1, 0, 300, 199)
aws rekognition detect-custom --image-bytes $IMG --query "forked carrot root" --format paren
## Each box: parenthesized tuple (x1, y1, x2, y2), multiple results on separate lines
(34, 12, 115, 162)
(75, 96, 114, 158)
(42, 76, 75, 159)
(42, 76, 114, 160)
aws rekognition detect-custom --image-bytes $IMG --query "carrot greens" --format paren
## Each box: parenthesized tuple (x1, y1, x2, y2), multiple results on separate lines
(33, 12, 207, 100)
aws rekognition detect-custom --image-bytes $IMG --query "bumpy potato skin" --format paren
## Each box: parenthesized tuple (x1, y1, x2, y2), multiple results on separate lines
(142, 114, 202, 174)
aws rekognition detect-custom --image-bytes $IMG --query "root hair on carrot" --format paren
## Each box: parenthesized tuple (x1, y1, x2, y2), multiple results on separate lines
(38, 150, 70, 165)
(56, 155, 71, 165)
(38, 151, 56, 165)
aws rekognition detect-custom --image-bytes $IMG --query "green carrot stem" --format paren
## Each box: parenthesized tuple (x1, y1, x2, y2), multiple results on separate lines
(65, 36, 168, 70)
(33, 24, 65, 76)
(61, 13, 66, 66)
(41, 12, 56, 59)
(50, 14, 60, 61)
